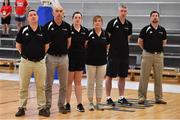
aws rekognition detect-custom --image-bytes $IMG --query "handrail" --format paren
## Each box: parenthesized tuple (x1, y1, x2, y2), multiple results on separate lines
(0, 48, 17, 51)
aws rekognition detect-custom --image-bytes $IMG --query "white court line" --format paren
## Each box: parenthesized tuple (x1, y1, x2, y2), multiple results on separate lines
(0, 73, 180, 93)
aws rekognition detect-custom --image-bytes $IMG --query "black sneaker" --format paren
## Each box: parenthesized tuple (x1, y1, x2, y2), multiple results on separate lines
(15, 107, 25, 117)
(65, 103, 71, 112)
(118, 98, 132, 105)
(46, 107, 50, 115)
(107, 98, 115, 106)
(77, 103, 85, 112)
(39, 108, 50, 117)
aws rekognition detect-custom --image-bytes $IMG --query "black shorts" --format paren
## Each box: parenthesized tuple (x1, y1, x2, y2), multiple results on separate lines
(1, 16, 11, 24)
(106, 57, 129, 78)
(15, 15, 26, 22)
(69, 59, 85, 71)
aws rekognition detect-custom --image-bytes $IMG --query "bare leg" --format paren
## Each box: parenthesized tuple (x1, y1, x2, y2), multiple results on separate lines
(105, 76, 112, 97)
(66, 71, 74, 104)
(118, 77, 126, 96)
(74, 71, 83, 104)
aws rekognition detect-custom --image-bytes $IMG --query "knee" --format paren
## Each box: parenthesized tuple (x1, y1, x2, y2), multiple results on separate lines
(88, 79, 94, 86)
(74, 80, 81, 86)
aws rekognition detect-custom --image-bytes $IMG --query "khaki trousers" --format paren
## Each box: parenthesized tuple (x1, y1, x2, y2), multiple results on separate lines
(45, 54, 68, 108)
(19, 57, 46, 110)
(138, 50, 164, 101)
(86, 65, 106, 99)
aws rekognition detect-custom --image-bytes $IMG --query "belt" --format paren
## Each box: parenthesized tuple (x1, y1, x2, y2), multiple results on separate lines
(48, 53, 66, 57)
(146, 51, 162, 54)
(22, 55, 42, 62)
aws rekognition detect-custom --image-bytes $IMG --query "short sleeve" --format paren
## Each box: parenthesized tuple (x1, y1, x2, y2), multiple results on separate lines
(128, 22, 132, 35)
(87, 30, 92, 43)
(106, 20, 113, 35)
(43, 23, 52, 43)
(41, 26, 51, 44)
(24, 0, 28, 7)
(66, 24, 71, 38)
(9, 6, 12, 13)
(162, 27, 167, 40)
(16, 27, 23, 44)
(85, 28, 89, 41)
(105, 31, 110, 45)
(139, 27, 146, 40)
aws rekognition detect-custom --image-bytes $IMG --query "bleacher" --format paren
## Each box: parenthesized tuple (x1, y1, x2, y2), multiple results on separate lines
(0, 0, 180, 78)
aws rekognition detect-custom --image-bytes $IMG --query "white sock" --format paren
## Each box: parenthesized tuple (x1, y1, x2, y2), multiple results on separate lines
(119, 96, 125, 100)
(107, 96, 111, 100)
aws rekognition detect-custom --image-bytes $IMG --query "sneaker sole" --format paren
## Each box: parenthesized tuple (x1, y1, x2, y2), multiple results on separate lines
(97, 108, 104, 111)
(65, 108, 71, 112)
(77, 109, 85, 112)
(15, 114, 25, 117)
(39, 114, 50, 117)
(89, 108, 94, 111)
(107, 103, 115, 106)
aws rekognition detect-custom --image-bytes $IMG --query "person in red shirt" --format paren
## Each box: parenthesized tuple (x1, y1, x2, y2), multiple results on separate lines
(14, 0, 29, 31)
(0, 0, 12, 37)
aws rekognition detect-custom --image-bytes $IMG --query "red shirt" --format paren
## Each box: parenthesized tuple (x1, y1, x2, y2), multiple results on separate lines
(0, 5, 12, 16)
(15, 0, 28, 15)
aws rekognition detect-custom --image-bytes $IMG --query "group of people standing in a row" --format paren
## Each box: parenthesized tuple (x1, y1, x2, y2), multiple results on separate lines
(0, 0, 28, 37)
(15, 3, 167, 118)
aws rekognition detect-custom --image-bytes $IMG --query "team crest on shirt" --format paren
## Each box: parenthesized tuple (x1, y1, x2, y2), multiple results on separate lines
(124, 27, 129, 30)
(25, 33, 29, 36)
(101, 37, 106, 40)
(62, 28, 68, 31)
(159, 32, 163, 34)
(92, 36, 95, 39)
(81, 32, 86, 35)
(37, 34, 43, 36)
(51, 28, 54, 31)
(71, 31, 74, 34)
(150, 31, 153, 34)
(116, 25, 119, 28)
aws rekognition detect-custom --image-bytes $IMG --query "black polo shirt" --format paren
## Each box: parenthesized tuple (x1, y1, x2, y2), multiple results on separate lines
(106, 17, 132, 59)
(16, 25, 49, 60)
(86, 29, 109, 66)
(139, 24, 167, 53)
(69, 25, 89, 59)
(44, 20, 71, 56)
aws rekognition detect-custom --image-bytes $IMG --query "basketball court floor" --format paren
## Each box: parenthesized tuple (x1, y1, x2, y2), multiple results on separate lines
(0, 69, 180, 119)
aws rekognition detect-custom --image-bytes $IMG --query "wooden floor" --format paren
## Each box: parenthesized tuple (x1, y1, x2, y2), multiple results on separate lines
(0, 80, 180, 120)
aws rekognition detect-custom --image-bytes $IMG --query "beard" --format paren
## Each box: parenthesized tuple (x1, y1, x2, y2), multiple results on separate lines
(152, 19, 159, 23)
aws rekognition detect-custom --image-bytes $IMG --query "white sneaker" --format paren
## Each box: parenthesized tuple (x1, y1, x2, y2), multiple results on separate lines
(88, 103, 94, 111)
(96, 103, 104, 111)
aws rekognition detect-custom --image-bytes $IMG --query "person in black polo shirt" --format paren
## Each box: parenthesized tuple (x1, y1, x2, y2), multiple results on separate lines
(44, 4, 71, 114)
(86, 15, 109, 111)
(15, 10, 50, 117)
(65, 11, 88, 112)
(105, 5, 132, 105)
(138, 11, 167, 104)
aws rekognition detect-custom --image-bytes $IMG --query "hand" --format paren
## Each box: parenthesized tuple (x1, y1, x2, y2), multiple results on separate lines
(2, 16, 6, 19)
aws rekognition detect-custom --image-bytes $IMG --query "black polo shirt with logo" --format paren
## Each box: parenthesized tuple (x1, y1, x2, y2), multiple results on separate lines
(86, 29, 109, 66)
(139, 24, 167, 53)
(69, 25, 89, 61)
(106, 17, 132, 59)
(44, 20, 71, 56)
(16, 25, 49, 60)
